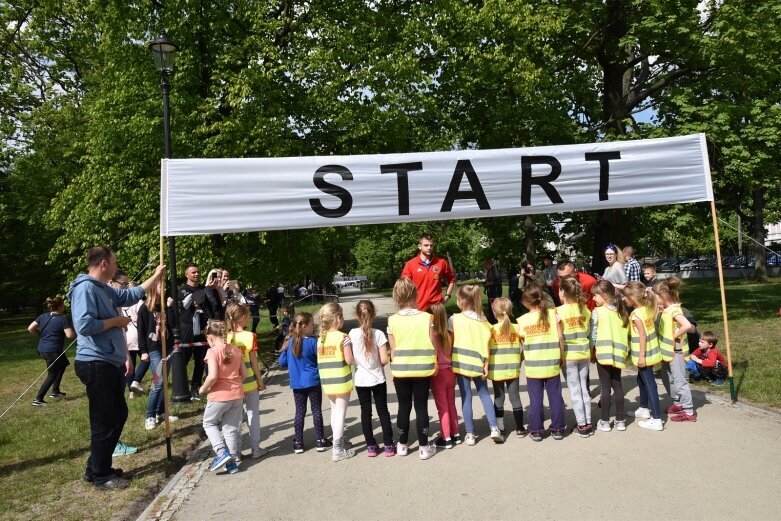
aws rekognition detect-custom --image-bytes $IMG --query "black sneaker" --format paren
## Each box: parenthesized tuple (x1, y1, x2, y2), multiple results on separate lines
(294, 441, 304, 454)
(94, 476, 131, 491)
(434, 437, 453, 449)
(551, 430, 564, 441)
(530, 431, 543, 442)
(451, 434, 462, 445)
(190, 390, 202, 401)
(315, 438, 333, 452)
(32, 399, 47, 407)
(515, 427, 529, 438)
(84, 468, 124, 483)
(50, 392, 67, 398)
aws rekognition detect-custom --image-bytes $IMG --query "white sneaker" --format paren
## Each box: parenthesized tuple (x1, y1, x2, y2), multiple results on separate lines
(490, 427, 505, 443)
(632, 407, 651, 419)
(144, 417, 157, 431)
(252, 447, 269, 459)
(465, 433, 477, 446)
(156, 414, 178, 424)
(396, 443, 409, 456)
(597, 419, 612, 432)
(331, 448, 356, 462)
(638, 418, 664, 431)
(615, 420, 627, 431)
(130, 381, 145, 394)
(496, 417, 505, 432)
(419, 443, 437, 460)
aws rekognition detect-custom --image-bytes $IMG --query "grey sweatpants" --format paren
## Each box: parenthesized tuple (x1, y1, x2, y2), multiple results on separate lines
(565, 360, 591, 426)
(661, 354, 694, 414)
(203, 399, 243, 457)
(243, 390, 261, 452)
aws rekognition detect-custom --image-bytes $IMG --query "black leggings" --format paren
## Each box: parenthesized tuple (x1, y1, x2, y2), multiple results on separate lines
(36, 351, 69, 401)
(597, 363, 625, 422)
(393, 377, 430, 446)
(493, 379, 524, 429)
(356, 382, 394, 446)
(293, 386, 324, 443)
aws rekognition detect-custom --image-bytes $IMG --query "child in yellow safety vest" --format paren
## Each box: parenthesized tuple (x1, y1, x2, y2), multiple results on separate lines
(653, 277, 697, 422)
(488, 297, 527, 438)
(590, 280, 630, 432)
(225, 303, 268, 461)
(451, 284, 504, 445)
(557, 276, 592, 438)
(518, 284, 566, 442)
(387, 278, 437, 460)
(622, 282, 664, 431)
(317, 302, 356, 461)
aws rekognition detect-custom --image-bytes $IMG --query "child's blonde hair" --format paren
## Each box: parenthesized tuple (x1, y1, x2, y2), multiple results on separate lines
(355, 300, 376, 354)
(559, 276, 587, 313)
(521, 283, 552, 327)
(653, 276, 683, 305)
(456, 284, 484, 320)
(591, 280, 629, 327)
(225, 302, 250, 336)
(205, 320, 233, 364)
(430, 303, 452, 355)
(318, 302, 344, 345)
(622, 281, 657, 318)
(287, 312, 314, 358)
(491, 297, 514, 338)
(393, 278, 417, 309)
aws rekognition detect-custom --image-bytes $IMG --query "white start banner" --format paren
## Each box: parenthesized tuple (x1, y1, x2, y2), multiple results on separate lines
(160, 133, 712, 236)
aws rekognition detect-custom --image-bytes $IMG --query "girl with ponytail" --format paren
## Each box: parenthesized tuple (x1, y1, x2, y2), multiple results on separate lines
(28, 296, 75, 406)
(430, 303, 459, 447)
(488, 297, 526, 438)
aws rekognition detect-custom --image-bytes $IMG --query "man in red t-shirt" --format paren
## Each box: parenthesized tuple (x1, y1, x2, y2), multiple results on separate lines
(552, 260, 597, 311)
(400, 233, 456, 312)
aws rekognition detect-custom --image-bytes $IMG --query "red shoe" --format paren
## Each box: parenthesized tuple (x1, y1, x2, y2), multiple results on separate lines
(670, 412, 697, 422)
(666, 404, 684, 414)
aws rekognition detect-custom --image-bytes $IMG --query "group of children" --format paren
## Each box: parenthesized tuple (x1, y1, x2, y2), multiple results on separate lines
(198, 273, 715, 471)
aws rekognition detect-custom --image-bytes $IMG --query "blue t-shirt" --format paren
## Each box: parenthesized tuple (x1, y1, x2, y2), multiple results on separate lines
(278, 337, 320, 389)
(35, 313, 71, 353)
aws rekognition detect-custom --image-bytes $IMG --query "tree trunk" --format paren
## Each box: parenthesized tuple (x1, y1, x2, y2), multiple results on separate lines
(524, 215, 535, 264)
(752, 186, 767, 281)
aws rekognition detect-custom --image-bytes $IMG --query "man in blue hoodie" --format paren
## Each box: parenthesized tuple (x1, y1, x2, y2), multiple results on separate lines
(68, 246, 165, 490)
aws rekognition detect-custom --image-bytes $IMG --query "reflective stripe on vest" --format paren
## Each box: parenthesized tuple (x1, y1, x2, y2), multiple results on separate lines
(594, 308, 629, 369)
(488, 323, 521, 381)
(317, 330, 353, 394)
(228, 331, 258, 394)
(557, 303, 591, 361)
(451, 313, 492, 378)
(518, 310, 561, 379)
(629, 307, 662, 366)
(658, 305, 690, 362)
(388, 312, 436, 378)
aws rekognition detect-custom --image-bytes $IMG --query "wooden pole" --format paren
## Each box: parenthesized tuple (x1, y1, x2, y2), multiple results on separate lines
(159, 236, 173, 460)
(710, 200, 737, 402)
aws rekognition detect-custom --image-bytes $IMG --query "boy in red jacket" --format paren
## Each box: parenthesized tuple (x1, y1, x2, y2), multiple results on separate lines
(689, 331, 728, 385)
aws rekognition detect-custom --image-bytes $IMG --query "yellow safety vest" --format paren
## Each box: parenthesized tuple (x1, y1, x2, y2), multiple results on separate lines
(451, 313, 492, 378)
(557, 303, 591, 361)
(594, 308, 629, 369)
(629, 306, 662, 367)
(518, 310, 561, 379)
(227, 331, 258, 394)
(317, 330, 353, 395)
(658, 304, 691, 362)
(388, 312, 437, 378)
(488, 323, 521, 381)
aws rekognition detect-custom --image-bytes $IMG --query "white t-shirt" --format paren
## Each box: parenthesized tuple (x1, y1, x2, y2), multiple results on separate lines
(349, 327, 389, 387)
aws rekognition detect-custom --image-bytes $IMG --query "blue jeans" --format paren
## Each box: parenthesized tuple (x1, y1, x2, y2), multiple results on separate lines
(637, 366, 661, 419)
(456, 374, 497, 433)
(146, 351, 164, 419)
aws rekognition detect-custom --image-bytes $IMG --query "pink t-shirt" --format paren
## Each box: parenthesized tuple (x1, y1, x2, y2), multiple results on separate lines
(432, 330, 452, 370)
(204, 344, 244, 402)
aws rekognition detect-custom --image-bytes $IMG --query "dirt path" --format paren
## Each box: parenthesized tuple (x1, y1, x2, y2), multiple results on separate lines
(141, 288, 781, 521)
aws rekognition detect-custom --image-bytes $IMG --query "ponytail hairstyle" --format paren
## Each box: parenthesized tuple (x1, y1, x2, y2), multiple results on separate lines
(393, 278, 417, 310)
(288, 312, 314, 358)
(205, 320, 232, 364)
(355, 300, 376, 354)
(45, 296, 65, 312)
(521, 283, 552, 327)
(591, 280, 629, 327)
(558, 276, 587, 314)
(491, 297, 514, 338)
(653, 276, 683, 305)
(456, 284, 485, 320)
(430, 303, 452, 355)
(318, 302, 344, 345)
(622, 281, 657, 318)
(224, 302, 250, 351)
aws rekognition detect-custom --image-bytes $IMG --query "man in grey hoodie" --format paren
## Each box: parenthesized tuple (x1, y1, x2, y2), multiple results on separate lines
(67, 246, 165, 490)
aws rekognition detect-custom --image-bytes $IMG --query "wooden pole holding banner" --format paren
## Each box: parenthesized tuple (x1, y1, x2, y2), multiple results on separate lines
(159, 236, 173, 461)
(709, 200, 737, 402)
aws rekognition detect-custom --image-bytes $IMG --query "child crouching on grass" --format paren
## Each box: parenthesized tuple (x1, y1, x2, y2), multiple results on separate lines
(200, 320, 245, 474)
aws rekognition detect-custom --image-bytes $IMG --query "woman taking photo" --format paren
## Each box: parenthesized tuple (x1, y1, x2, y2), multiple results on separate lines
(28, 297, 75, 406)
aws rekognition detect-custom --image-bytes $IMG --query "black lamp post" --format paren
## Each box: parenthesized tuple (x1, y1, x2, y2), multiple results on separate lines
(149, 35, 190, 403)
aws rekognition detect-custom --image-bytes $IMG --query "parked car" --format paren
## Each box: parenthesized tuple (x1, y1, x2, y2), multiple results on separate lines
(655, 258, 680, 272)
(678, 258, 699, 270)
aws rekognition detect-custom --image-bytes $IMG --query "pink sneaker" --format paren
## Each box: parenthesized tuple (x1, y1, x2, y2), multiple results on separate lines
(367, 444, 380, 457)
(384, 444, 397, 457)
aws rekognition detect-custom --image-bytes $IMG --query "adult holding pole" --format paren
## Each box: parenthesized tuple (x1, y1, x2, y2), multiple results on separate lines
(68, 246, 165, 490)
(401, 233, 456, 312)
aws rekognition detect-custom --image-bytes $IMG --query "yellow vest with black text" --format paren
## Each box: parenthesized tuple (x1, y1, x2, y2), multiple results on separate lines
(594, 308, 629, 369)
(228, 331, 258, 394)
(488, 323, 521, 381)
(658, 304, 690, 362)
(556, 303, 591, 362)
(317, 330, 353, 394)
(518, 310, 561, 379)
(629, 306, 662, 367)
(451, 313, 492, 378)
(388, 312, 437, 378)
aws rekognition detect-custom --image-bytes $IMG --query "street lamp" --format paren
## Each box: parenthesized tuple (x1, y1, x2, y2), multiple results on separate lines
(148, 35, 190, 404)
